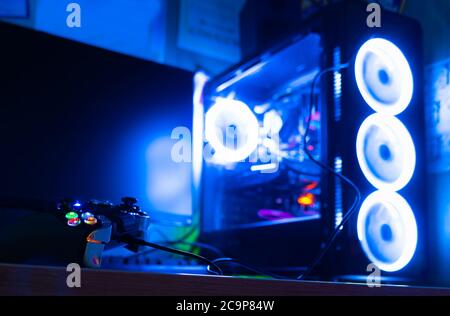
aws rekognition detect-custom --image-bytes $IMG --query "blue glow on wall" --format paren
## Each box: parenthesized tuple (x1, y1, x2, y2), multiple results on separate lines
(425, 57, 450, 283)
(3, 0, 166, 63)
(146, 136, 192, 217)
(426, 59, 450, 173)
(0, 0, 28, 17)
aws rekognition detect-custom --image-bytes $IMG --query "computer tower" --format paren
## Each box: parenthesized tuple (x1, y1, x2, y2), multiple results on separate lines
(195, 0, 431, 283)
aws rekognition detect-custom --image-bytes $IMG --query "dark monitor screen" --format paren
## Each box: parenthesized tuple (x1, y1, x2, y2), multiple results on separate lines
(0, 22, 194, 223)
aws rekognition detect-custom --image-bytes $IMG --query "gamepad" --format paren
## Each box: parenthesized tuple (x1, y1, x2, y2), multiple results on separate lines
(0, 197, 150, 268)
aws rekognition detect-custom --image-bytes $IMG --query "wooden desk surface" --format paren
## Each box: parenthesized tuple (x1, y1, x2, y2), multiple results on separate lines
(1, 263, 449, 296)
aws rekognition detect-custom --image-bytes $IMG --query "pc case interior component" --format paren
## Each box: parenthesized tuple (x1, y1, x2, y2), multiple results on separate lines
(195, 32, 326, 269)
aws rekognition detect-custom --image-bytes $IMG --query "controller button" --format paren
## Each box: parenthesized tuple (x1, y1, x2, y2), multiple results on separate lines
(67, 217, 81, 227)
(81, 212, 94, 220)
(84, 216, 98, 226)
(65, 212, 79, 220)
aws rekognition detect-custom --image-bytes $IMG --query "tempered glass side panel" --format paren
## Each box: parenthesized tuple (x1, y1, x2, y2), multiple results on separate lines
(202, 33, 324, 232)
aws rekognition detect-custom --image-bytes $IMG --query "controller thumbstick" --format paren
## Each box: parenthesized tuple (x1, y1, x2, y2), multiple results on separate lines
(121, 197, 137, 206)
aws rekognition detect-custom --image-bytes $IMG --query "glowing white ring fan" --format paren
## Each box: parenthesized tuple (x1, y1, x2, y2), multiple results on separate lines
(355, 38, 413, 115)
(357, 190, 418, 272)
(205, 98, 259, 164)
(356, 113, 416, 191)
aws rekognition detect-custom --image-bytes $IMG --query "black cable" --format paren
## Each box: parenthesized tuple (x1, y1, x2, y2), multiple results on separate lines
(127, 240, 225, 259)
(120, 236, 223, 276)
(207, 258, 288, 280)
(125, 237, 283, 280)
(283, 162, 321, 177)
(298, 192, 359, 280)
(177, 241, 225, 257)
(156, 224, 200, 253)
(297, 63, 362, 280)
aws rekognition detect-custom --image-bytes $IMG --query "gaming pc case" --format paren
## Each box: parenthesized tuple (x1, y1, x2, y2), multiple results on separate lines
(195, 0, 431, 283)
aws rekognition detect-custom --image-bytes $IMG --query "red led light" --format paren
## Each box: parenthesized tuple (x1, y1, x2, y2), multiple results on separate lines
(304, 181, 318, 191)
(67, 217, 81, 227)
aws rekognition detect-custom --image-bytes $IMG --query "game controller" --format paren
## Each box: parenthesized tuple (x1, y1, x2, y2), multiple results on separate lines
(0, 197, 150, 268)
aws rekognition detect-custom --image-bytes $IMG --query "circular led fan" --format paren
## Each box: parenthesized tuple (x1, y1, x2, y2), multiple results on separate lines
(357, 190, 418, 272)
(355, 38, 413, 115)
(205, 98, 259, 163)
(356, 113, 416, 191)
